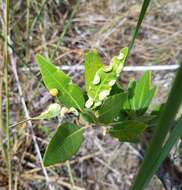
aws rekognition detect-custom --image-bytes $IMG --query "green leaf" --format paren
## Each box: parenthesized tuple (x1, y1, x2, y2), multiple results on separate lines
(110, 82, 124, 96)
(86, 47, 128, 108)
(109, 120, 146, 142)
(36, 54, 85, 111)
(84, 49, 103, 92)
(98, 93, 127, 124)
(79, 109, 96, 124)
(43, 123, 83, 166)
(127, 72, 156, 114)
(36, 103, 61, 120)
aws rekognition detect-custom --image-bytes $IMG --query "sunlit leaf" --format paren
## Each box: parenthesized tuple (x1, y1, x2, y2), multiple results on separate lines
(125, 72, 156, 114)
(43, 123, 83, 166)
(84, 50, 103, 92)
(36, 54, 85, 111)
(87, 47, 128, 108)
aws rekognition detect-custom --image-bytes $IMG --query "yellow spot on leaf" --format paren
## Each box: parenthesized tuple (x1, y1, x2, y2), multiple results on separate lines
(49, 88, 59, 96)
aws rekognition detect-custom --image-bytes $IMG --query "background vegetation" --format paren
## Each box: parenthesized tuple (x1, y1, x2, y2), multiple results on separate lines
(0, 0, 182, 189)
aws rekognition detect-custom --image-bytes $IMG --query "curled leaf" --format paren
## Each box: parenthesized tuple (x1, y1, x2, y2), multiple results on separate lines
(36, 103, 61, 120)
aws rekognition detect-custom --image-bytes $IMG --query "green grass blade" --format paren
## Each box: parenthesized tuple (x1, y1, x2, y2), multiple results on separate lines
(129, 0, 151, 53)
(131, 63, 182, 190)
(30, 0, 48, 33)
(141, 117, 182, 186)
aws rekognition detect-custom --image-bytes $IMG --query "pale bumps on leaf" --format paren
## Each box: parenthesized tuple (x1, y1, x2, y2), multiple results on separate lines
(85, 97, 94, 108)
(92, 73, 101, 85)
(99, 90, 110, 101)
(103, 65, 112, 73)
(86, 47, 128, 108)
(94, 101, 102, 107)
(109, 79, 116, 86)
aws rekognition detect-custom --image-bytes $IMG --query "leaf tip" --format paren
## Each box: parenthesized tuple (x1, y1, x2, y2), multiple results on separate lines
(121, 47, 129, 56)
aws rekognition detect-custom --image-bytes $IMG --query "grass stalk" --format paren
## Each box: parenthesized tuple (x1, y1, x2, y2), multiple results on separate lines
(128, 0, 151, 54)
(131, 63, 182, 189)
(0, 43, 5, 160)
(30, 0, 49, 34)
(3, 0, 12, 189)
(26, 0, 30, 62)
(142, 117, 182, 186)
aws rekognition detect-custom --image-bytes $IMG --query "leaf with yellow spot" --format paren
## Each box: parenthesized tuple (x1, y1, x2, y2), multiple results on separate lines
(36, 54, 85, 111)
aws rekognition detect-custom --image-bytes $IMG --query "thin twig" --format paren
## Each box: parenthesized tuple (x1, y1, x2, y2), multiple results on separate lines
(10, 52, 54, 190)
(21, 174, 85, 190)
(66, 161, 75, 189)
(0, 25, 5, 164)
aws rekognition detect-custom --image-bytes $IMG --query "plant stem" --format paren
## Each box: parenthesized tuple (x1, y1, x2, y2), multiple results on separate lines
(9, 117, 41, 128)
(0, 34, 5, 161)
(3, 0, 12, 189)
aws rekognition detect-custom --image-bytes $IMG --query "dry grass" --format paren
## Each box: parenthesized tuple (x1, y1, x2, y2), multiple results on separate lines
(0, 0, 182, 189)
